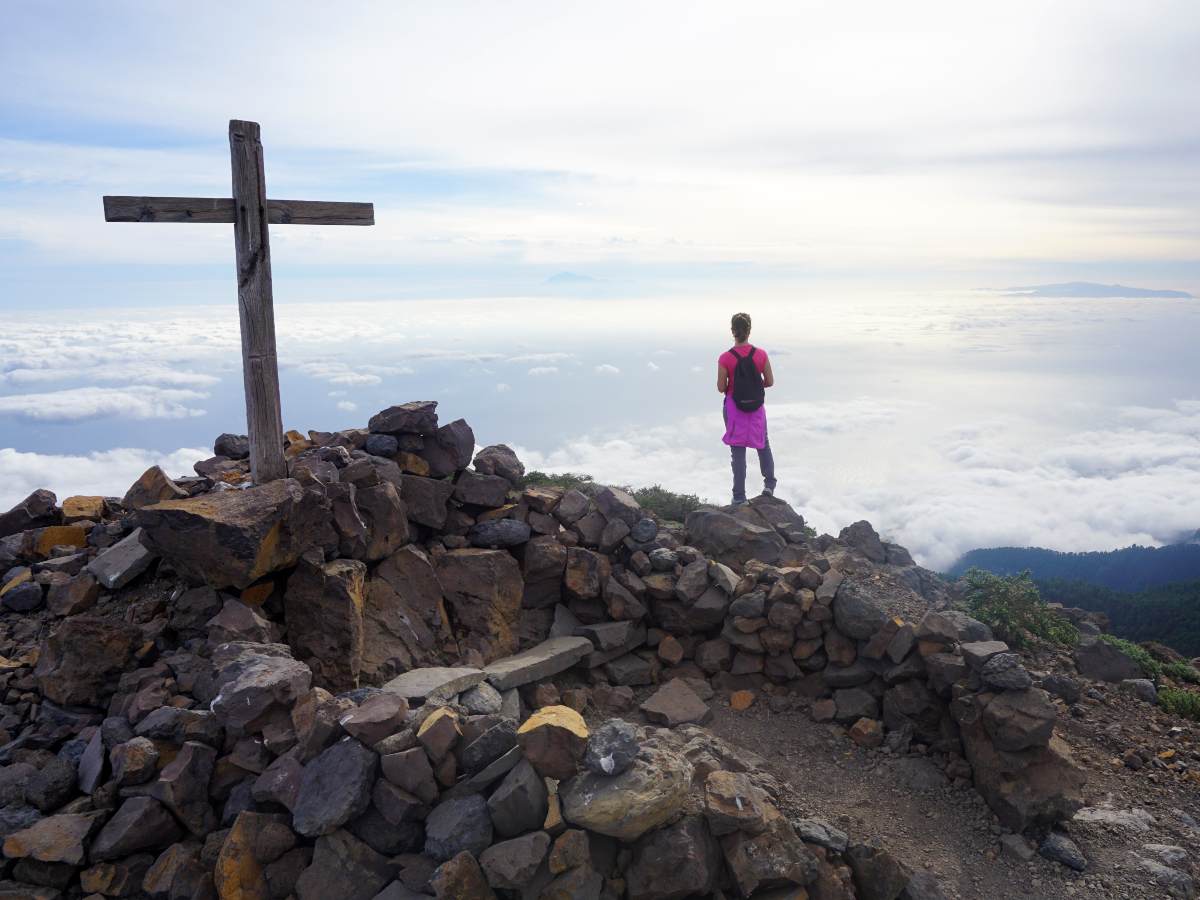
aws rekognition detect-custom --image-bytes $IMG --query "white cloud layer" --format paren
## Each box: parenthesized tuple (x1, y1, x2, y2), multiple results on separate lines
(0, 386, 209, 422)
(0, 446, 210, 509)
(520, 399, 1200, 571)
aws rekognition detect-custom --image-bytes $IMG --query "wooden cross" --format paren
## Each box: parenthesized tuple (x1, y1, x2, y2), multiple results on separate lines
(103, 119, 374, 483)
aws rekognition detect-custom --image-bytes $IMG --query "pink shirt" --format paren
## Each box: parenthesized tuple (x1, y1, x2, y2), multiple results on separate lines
(719, 345, 768, 395)
(719, 345, 768, 449)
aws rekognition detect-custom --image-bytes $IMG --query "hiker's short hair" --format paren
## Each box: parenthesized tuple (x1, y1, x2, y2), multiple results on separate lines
(731, 312, 752, 342)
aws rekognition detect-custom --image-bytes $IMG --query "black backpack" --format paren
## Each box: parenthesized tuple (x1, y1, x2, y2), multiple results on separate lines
(730, 346, 764, 412)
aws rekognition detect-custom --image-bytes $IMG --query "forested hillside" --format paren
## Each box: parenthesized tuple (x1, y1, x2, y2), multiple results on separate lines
(1039, 578, 1200, 658)
(948, 538, 1200, 592)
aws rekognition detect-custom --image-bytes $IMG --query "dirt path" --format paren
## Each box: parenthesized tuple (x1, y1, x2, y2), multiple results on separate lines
(703, 696, 1195, 899)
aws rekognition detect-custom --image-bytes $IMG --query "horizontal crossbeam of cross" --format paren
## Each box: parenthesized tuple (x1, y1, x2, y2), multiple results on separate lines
(102, 196, 374, 225)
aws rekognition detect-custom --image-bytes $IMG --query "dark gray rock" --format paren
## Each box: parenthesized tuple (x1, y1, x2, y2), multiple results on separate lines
(0, 489, 58, 538)
(486, 758, 547, 838)
(981, 653, 1033, 691)
(467, 519, 531, 548)
(364, 434, 399, 458)
(424, 794, 493, 861)
(292, 738, 377, 837)
(91, 797, 182, 861)
(1, 581, 43, 612)
(25, 757, 77, 812)
(472, 444, 524, 484)
(1039, 832, 1087, 871)
(838, 521, 886, 563)
(460, 719, 518, 775)
(369, 401, 438, 435)
(631, 518, 658, 543)
(833, 581, 888, 639)
(1042, 673, 1082, 704)
(215, 433, 250, 459)
(479, 831, 551, 890)
(88, 528, 156, 590)
(584, 719, 640, 776)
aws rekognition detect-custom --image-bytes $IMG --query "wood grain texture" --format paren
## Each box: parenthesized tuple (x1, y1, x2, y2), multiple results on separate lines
(229, 119, 288, 484)
(104, 196, 373, 225)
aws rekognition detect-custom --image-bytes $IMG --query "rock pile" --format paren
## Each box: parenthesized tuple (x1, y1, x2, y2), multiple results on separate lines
(0, 399, 1089, 897)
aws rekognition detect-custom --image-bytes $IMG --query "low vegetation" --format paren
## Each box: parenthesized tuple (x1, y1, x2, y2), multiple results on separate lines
(1099, 634, 1161, 680)
(1158, 688, 1200, 722)
(521, 471, 709, 523)
(961, 568, 1078, 649)
(1163, 660, 1200, 685)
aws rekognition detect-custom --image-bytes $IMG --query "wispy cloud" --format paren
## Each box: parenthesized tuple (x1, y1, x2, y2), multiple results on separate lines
(527, 366, 558, 377)
(594, 364, 621, 376)
(0, 386, 208, 422)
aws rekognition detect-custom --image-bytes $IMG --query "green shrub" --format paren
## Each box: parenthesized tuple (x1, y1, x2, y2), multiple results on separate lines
(519, 471, 710, 524)
(1158, 688, 1200, 721)
(1099, 634, 1162, 679)
(628, 484, 706, 523)
(1163, 660, 1200, 685)
(520, 471, 596, 492)
(962, 568, 1079, 649)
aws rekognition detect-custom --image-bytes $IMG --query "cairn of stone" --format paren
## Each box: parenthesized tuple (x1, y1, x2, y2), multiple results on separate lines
(0, 399, 1085, 899)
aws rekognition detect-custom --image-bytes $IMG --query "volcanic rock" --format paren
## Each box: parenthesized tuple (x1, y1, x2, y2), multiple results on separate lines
(292, 737, 377, 837)
(88, 528, 156, 590)
(627, 815, 720, 900)
(139, 479, 331, 589)
(91, 797, 182, 861)
(424, 794, 493, 861)
(517, 705, 589, 780)
(560, 739, 690, 841)
(434, 549, 522, 662)
(35, 615, 142, 707)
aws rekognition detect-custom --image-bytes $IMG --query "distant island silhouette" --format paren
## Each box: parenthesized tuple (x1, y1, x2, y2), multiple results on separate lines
(1002, 281, 1193, 299)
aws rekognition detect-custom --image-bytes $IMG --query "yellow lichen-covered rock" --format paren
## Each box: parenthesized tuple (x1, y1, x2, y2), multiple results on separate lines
(214, 812, 269, 899)
(122, 465, 188, 510)
(138, 479, 332, 589)
(240, 581, 274, 607)
(3, 812, 104, 865)
(282, 557, 366, 693)
(0, 568, 31, 598)
(417, 706, 462, 762)
(517, 706, 589, 781)
(396, 452, 431, 476)
(62, 495, 105, 522)
(34, 525, 88, 557)
(560, 740, 690, 842)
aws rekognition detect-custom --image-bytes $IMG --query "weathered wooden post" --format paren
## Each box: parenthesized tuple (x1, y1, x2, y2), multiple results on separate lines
(102, 120, 374, 484)
(228, 120, 287, 483)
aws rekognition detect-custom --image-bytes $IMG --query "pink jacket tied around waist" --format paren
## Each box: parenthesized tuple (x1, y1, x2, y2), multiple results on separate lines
(720, 346, 768, 450)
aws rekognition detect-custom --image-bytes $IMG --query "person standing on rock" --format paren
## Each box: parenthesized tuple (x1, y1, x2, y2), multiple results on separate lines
(717, 312, 776, 506)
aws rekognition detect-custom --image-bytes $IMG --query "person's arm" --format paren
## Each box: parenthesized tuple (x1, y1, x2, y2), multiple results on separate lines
(717, 361, 729, 394)
(763, 357, 775, 388)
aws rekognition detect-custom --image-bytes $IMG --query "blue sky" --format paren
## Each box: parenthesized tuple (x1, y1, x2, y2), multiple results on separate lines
(2, 2, 1200, 566)
(3, 0, 1199, 308)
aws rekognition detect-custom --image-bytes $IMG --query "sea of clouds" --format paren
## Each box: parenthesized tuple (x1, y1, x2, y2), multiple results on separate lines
(1, 293, 1197, 571)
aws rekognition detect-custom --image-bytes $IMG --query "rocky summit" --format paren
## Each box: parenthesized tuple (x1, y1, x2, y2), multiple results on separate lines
(0, 399, 1194, 899)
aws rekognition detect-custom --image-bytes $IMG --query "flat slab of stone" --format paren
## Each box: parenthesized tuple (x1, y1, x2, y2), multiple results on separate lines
(483, 637, 594, 691)
(383, 667, 484, 703)
(961, 640, 1010, 670)
(584, 623, 648, 668)
(640, 679, 711, 726)
(87, 528, 156, 590)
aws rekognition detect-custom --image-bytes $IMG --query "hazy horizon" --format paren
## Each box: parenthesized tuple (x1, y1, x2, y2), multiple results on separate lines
(3, 288, 1197, 571)
(3, 3, 1198, 569)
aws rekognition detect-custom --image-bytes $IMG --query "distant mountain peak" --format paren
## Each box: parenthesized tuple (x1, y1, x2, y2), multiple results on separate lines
(544, 271, 600, 286)
(1002, 281, 1193, 299)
